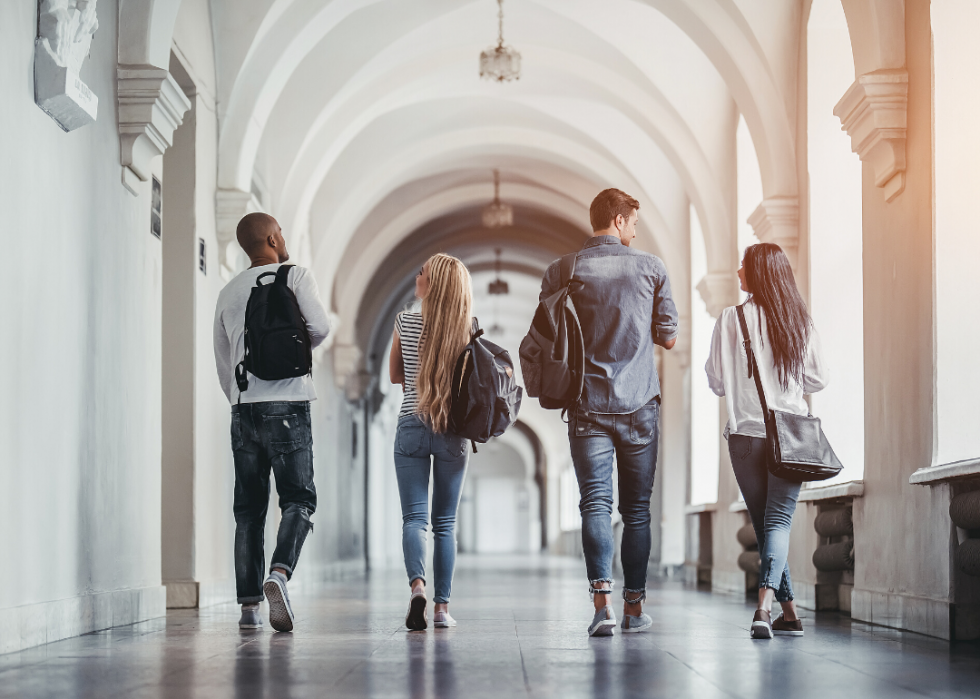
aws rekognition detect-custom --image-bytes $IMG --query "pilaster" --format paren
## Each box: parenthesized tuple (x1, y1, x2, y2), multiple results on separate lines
(215, 188, 260, 278)
(747, 197, 800, 270)
(834, 69, 909, 202)
(696, 273, 739, 318)
(118, 66, 191, 194)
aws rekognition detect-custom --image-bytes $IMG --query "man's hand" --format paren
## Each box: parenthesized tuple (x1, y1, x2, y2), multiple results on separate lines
(662, 337, 677, 350)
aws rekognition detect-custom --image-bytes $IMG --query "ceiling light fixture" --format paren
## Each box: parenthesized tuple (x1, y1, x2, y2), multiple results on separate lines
(482, 169, 513, 229)
(488, 247, 509, 296)
(479, 0, 521, 83)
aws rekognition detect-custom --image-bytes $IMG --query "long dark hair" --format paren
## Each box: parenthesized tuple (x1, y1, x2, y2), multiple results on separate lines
(742, 243, 812, 390)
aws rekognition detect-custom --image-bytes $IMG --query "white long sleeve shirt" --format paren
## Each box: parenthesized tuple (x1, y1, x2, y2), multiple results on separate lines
(705, 300, 829, 438)
(213, 264, 330, 404)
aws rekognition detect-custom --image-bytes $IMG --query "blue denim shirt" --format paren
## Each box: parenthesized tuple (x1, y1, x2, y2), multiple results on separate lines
(539, 235, 678, 414)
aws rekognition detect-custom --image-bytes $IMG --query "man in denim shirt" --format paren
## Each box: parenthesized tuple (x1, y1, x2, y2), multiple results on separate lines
(539, 189, 678, 636)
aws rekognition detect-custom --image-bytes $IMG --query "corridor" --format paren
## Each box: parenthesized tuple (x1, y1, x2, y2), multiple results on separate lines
(7, 0, 980, 692)
(4, 556, 980, 699)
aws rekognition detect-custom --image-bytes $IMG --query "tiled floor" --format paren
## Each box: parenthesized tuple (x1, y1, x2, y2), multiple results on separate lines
(3, 555, 980, 698)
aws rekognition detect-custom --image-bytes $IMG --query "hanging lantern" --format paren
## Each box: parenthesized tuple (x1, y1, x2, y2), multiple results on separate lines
(482, 170, 513, 229)
(479, 0, 521, 83)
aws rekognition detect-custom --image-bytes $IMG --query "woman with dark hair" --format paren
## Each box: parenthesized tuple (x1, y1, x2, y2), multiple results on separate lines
(705, 243, 829, 639)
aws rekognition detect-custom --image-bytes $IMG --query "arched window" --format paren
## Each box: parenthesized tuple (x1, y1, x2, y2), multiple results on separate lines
(933, 1, 980, 466)
(807, 0, 865, 482)
(690, 205, 719, 505)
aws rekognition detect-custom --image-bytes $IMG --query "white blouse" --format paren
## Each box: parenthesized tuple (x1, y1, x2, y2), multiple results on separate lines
(705, 300, 829, 439)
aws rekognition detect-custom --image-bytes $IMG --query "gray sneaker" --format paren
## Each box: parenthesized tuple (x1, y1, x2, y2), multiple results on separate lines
(621, 612, 652, 634)
(239, 605, 262, 630)
(263, 571, 295, 632)
(588, 606, 617, 637)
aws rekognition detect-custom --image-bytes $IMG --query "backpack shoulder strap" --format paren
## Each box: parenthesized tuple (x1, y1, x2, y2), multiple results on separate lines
(559, 252, 578, 288)
(275, 264, 295, 285)
(736, 303, 770, 417)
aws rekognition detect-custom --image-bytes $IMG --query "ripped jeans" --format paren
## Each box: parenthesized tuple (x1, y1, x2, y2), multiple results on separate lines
(231, 402, 317, 604)
(729, 434, 801, 602)
(568, 398, 660, 598)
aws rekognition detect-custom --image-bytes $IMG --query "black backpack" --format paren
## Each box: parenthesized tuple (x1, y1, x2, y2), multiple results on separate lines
(235, 265, 312, 396)
(518, 252, 585, 411)
(448, 320, 523, 452)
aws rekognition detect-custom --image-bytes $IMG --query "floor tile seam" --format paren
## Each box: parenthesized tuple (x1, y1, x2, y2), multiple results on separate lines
(330, 626, 406, 690)
(95, 639, 265, 699)
(786, 646, 937, 697)
(512, 611, 532, 697)
(660, 649, 742, 698)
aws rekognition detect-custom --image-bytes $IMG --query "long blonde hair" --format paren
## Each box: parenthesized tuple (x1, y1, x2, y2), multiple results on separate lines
(416, 253, 473, 433)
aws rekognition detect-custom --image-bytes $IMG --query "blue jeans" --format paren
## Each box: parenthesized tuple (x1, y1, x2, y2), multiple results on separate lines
(231, 402, 317, 604)
(568, 398, 660, 595)
(729, 434, 801, 602)
(393, 415, 469, 604)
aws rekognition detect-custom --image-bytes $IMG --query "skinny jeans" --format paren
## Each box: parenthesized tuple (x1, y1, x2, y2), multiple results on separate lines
(393, 415, 469, 604)
(231, 401, 317, 604)
(728, 434, 800, 602)
(568, 398, 660, 595)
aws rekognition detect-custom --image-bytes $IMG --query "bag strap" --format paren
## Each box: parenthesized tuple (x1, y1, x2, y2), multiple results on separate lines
(274, 264, 294, 285)
(559, 252, 577, 288)
(736, 304, 770, 418)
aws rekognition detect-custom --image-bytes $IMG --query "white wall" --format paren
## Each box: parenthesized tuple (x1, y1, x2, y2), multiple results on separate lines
(806, 0, 865, 483)
(933, 0, 980, 466)
(0, 0, 166, 652)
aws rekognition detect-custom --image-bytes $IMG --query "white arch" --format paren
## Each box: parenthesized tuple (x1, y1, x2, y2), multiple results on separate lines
(117, 0, 182, 68)
(273, 43, 732, 275)
(307, 126, 683, 297)
(638, 0, 798, 197)
(217, 0, 792, 227)
(332, 181, 592, 350)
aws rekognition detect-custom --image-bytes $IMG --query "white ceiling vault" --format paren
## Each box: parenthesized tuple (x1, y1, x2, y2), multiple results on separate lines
(195, 0, 804, 379)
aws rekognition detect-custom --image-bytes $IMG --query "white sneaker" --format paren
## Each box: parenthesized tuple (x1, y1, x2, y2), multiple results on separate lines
(433, 611, 456, 628)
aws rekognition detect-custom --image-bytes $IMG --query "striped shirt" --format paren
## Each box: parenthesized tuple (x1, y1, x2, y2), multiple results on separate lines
(395, 311, 424, 417)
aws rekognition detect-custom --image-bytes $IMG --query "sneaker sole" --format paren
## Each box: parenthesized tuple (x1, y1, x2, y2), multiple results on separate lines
(620, 624, 651, 634)
(263, 579, 294, 632)
(433, 621, 456, 628)
(751, 622, 773, 639)
(773, 629, 804, 636)
(238, 623, 262, 630)
(406, 596, 427, 631)
(589, 620, 617, 637)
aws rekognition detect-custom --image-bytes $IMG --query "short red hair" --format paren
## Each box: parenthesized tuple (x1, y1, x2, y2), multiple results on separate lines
(590, 188, 639, 231)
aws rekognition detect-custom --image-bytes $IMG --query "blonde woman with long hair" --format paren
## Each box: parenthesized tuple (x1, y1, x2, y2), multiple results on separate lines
(389, 253, 473, 631)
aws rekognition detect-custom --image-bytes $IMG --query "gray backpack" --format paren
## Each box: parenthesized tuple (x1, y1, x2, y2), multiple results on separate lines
(448, 320, 523, 452)
(519, 253, 585, 411)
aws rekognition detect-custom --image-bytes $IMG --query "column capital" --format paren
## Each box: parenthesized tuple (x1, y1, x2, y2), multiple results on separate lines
(215, 189, 261, 277)
(697, 273, 739, 319)
(117, 65, 191, 194)
(748, 197, 800, 270)
(834, 69, 908, 202)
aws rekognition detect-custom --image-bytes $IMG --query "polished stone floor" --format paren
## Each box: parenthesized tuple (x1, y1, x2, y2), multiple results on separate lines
(3, 554, 980, 698)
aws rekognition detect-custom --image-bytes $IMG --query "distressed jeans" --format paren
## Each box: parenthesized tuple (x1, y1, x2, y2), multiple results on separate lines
(393, 415, 469, 604)
(728, 434, 801, 602)
(568, 398, 660, 596)
(231, 401, 317, 604)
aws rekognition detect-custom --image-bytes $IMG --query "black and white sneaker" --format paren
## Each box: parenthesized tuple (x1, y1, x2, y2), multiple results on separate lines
(263, 571, 295, 632)
(406, 590, 427, 631)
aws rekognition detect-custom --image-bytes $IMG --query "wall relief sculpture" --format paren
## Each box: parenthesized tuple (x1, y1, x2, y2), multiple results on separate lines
(35, 0, 99, 131)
